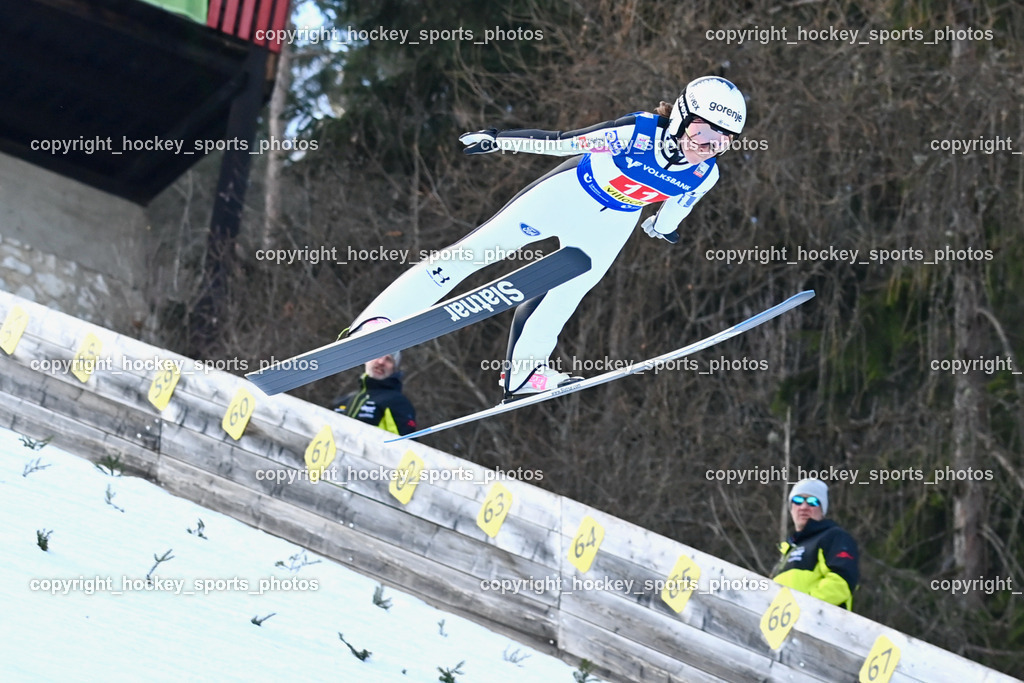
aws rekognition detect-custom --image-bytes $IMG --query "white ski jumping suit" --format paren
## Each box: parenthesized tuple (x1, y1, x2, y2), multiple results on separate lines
(352, 112, 720, 381)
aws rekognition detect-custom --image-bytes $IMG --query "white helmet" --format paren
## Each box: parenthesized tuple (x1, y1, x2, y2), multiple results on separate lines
(668, 76, 746, 137)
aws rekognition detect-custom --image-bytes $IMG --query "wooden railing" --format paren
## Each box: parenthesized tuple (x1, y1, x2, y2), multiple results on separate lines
(0, 290, 1015, 683)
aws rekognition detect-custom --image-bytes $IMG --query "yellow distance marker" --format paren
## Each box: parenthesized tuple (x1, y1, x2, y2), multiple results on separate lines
(859, 635, 901, 683)
(568, 515, 605, 574)
(760, 586, 800, 650)
(476, 483, 513, 538)
(660, 554, 701, 614)
(222, 387, 256, 441)
(71, 333, 103, 383)
(0, 305, 29, 355)
(304, 425, 337, 483)
(388, 450, 423, 504)
(147, 360, 182, 411)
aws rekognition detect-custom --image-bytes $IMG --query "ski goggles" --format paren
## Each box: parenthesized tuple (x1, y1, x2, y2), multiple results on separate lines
(790, 495, 822, 507)
(682, 118, 734, 155)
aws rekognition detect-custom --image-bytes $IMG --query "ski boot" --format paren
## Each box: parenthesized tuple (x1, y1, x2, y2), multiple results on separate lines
(337, 316, 391, 341)
(500, 364, 583, 402)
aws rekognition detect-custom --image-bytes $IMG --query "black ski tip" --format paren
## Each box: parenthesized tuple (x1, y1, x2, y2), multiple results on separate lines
(243, 245, 594, 395)
(244, 374, 275, 396)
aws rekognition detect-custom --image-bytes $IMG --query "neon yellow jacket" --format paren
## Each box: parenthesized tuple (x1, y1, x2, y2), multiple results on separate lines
(772, 519, 859, 610)
(333, 374, 416, 436)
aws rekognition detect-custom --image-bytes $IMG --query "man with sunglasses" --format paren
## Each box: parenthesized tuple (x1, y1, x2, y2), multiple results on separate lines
(344, 76, 745, 400)
(330, 352, 417, 436)
(772, 478, 860, 610)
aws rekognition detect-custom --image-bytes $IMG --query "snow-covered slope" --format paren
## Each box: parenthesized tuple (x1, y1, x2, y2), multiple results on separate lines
(0, 425, 578, 682)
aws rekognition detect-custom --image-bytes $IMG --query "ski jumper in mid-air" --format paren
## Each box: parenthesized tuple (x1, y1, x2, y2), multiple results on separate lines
(347, 76, 747, 399)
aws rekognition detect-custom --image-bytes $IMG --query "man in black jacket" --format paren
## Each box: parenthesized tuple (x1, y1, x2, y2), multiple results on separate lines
(772, 478, 860, 610)
(331, 352, 416, 436)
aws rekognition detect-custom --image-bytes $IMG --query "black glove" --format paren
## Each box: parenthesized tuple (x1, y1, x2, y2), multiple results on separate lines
(459, 129, 500, 155)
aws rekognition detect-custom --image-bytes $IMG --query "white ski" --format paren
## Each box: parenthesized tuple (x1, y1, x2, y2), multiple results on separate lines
(387, 290, 815, 442)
